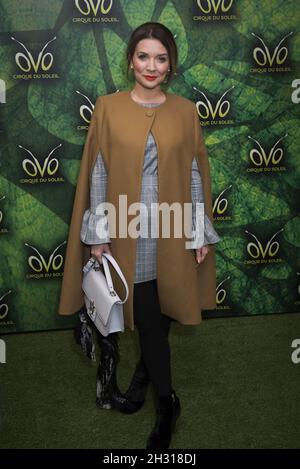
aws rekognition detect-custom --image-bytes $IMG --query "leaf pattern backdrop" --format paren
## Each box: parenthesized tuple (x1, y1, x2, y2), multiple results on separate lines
(0, 0, 299, 332)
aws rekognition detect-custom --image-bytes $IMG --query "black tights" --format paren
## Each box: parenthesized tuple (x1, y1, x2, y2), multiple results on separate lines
(133, 279, 173, 397)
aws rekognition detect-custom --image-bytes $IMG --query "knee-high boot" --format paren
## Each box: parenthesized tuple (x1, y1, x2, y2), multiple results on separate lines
(96, 332, 126, 410)
(74, 307, 134, 412)
(96, 332, 143, 413)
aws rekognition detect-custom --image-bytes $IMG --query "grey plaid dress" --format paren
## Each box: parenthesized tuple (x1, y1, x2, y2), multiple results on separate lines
(80, 102, 220, 283)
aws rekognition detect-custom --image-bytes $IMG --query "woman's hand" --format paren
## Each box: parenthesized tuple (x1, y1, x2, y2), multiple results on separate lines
(90, 243, 112, 264)
(195, 245, 209, 264)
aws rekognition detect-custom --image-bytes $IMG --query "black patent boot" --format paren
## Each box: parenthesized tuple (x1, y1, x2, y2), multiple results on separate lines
(146, 390, 181, 450)
(119, 358, 151, 414)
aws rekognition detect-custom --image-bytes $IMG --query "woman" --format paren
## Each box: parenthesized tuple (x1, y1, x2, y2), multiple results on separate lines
(59, 22, 220, 449)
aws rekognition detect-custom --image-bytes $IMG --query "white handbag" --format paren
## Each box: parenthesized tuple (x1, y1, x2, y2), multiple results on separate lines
(82, 253, 128, 337)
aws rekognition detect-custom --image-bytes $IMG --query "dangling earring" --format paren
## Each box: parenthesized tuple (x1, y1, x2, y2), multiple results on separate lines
(129, 64, 134, 81)
(163, 69, 171, 84)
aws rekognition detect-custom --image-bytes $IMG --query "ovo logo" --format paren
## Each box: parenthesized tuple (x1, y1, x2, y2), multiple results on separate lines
(245, 229, 283, 259)
(213, 185, 232, 216)
(0, 290, 11, 320)
(11, 36, 56, 73)
(248, 135, 287, 167)
(252, 32, 293, 67)
(75, 0, 113, 15)
(216, 276, 230, 305)
(76, 91, 94, 124)
(0, 79, 6, 103)
(193, 86, 234, 120)
(197, 0, 233, 14)
(25, 241, 66, 273)
(19, 144, 62, 177)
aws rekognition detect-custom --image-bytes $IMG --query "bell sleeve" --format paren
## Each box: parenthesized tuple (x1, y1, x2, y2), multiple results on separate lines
(190, 157, 221, 249)
(191, 105, 221, 249)
(80, 151, 111, 245)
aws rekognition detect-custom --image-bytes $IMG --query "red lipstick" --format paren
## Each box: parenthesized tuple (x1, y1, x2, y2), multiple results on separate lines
(144, 75, 157, 81)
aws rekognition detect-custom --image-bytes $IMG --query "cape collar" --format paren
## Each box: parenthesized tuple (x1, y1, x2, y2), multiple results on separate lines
(123, 89, 171, 113)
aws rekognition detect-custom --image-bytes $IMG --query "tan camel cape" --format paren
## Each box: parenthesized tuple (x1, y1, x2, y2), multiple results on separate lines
(58, 90, 217, 329)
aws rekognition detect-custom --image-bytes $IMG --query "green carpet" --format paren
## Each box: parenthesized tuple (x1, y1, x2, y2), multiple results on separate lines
(0, 313, 299, 449)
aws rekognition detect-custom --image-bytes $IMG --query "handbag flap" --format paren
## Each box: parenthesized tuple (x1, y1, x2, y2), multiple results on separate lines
(82, 268, 120, 326)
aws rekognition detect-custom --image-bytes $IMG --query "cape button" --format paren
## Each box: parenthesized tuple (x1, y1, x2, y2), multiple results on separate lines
(146, 109, 154, 117)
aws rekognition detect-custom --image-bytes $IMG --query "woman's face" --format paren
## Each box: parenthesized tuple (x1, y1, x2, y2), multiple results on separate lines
(130, 38, 170, 89)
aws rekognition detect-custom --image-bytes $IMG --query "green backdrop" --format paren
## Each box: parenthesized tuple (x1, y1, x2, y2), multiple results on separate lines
(0, 0, 299, 333)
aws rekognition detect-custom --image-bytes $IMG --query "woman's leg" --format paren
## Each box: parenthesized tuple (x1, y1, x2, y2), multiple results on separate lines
(133, 279, 172, 397)
(135, 304, 172, 377)
(120, 280, 173, 414)
(133, 300, 172, 385)
(133, 279, 181, 449)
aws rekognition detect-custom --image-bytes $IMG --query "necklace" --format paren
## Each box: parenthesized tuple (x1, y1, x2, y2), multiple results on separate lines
(130, 89, 166, 105)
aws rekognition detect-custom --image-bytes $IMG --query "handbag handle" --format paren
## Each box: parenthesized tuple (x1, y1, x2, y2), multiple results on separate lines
(101, 253, 129, 304)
